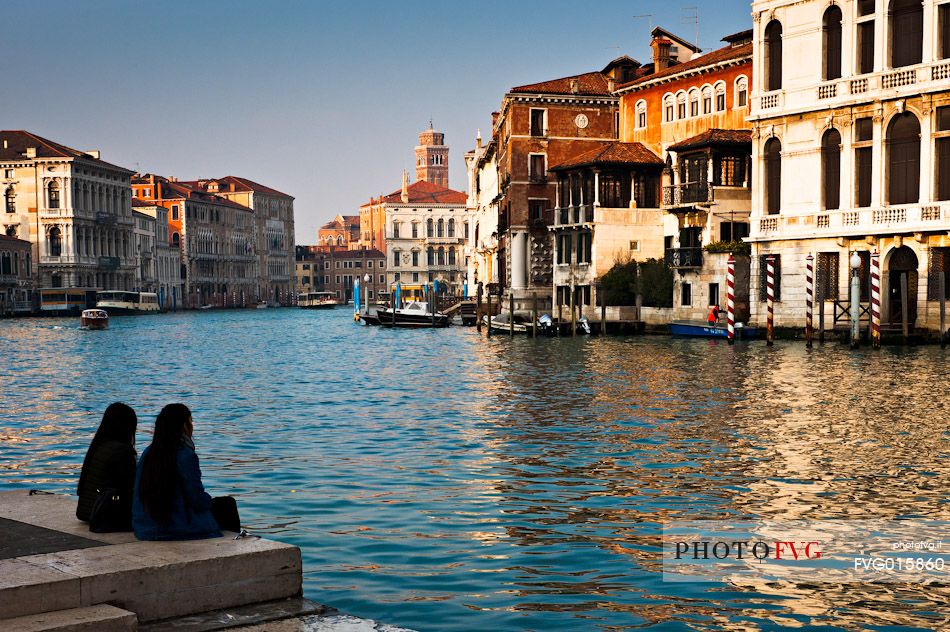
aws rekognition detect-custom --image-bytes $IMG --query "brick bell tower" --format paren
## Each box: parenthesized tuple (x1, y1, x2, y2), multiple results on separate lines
(415, 121, 449, 187)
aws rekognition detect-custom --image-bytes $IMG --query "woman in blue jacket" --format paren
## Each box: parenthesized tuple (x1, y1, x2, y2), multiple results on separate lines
(132, 403, 224, 540)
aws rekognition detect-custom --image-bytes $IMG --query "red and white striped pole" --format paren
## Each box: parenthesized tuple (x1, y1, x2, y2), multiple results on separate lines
(805, 254, 814, 348)
(870, 251, 881, 348)
(726, 255, 736, 344)
(766, 254, 776, 346)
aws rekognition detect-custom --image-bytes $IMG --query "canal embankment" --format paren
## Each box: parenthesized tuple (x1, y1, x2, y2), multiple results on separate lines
(0, 490, 407, 631)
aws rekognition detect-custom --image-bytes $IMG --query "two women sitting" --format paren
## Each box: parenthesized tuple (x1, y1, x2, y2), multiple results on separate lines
(77, 402, 239, 539)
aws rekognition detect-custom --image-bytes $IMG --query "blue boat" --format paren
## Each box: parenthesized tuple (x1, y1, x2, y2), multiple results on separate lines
(669, 320, 758, 339)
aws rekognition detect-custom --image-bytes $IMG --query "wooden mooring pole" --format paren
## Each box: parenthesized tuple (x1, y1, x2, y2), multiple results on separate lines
(900, 272, 909, 344)
(509, 293, 514, 338)
(532, 292, 538, 338)
(486, 291, 492, 338)
(940, 274, 947, 348)
(600, 292, 606, 336)
(570, 286, 576, 337)
(476, 283, 483, 332)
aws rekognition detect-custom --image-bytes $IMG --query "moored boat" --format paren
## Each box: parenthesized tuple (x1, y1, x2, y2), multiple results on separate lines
(96, 291, 160, 315)
(298, 291, 341, 309)
(377, 301, 450, 328)
(482, 312, 534, 334)
(669, 320, 758, 339)
(80, 309, 109, 330)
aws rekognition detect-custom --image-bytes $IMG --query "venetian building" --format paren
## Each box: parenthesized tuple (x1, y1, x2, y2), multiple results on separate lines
(318, 214, 360, 249)
(1, 131, 136, 290)
(416, 122, 449, 187)
(464, 129, 500, 292)
(748, 0, 950, 331)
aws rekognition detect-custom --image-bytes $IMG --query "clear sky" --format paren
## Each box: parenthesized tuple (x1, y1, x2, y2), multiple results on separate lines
(2, 0, 753, 241)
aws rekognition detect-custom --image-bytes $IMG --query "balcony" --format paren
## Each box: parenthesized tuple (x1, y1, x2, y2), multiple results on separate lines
(663, 181, 711, 208)
(554, 205, 593, 227)
(749, 202, 950, 241)
(98, 256, 121, 269)
(425, 235, 463, 245)
(96, 212, 117, 225)
(665, 247, 703, 269)
(528, 174, 548, 184)
(752, 58, 950, 116)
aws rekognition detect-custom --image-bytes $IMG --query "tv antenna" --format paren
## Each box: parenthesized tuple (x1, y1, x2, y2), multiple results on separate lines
(682, 7, 699, 51)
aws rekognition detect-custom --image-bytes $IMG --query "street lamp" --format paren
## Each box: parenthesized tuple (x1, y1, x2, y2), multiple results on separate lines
(850, 251, 861, 348)
(363, 273, 371, 312)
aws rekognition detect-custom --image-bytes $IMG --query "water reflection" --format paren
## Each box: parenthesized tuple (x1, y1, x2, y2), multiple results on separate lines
(1, 313, 948, 630)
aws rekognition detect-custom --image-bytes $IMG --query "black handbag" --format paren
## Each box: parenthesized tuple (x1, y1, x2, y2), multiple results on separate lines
(89, 487, 131, 533)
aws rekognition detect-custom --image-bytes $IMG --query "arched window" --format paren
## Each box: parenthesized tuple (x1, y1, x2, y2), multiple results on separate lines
(47, 181, 60, 209)
(437, 246, 445, 265)
(4, 186, 14, 214)
(173, 233, 180, 247)
(663, 94, 674, 122)
(437, 218, 444, 237)
(823, 6, 843, 80)
(448, 247, 456, 265)
(821, 128, 842, 210)
(887, 112, 921, 205)
(448, 218, 455, 237)
(765, 20, 783, 91)
(676, 92, 687, 119)
(890, 0, 923, 68)
(735, 77, 748, 108)
(764, 137, 782, 215)
(427, 247, 434, 265)
(427, 218, 434, 237)
(336, 235, 343, 246)
(714, 82, 726, 111)
(49, 226, 62, 256)
(688, 89, 700, 117)
(702, 86, 713, 114)
(635, 100, 647, 128)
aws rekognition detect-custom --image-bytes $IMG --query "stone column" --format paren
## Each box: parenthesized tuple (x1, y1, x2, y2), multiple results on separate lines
(593, 170, 600, 207)
(511, 230, 527, 290)
(920, 100, 934, 203)
(871, 112, 883, 206)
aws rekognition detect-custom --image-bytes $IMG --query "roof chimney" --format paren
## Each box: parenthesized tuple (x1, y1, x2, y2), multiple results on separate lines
(476, 129, 482, 149)
(607, 78, 616, 93)
(570, 78, 580, 94)
(86, 150, 101, 160)
(401, 170, 409, 203)
(652, 38, 673, 71)
(491, 111, 500, 129)
(26, 147, 37, 159)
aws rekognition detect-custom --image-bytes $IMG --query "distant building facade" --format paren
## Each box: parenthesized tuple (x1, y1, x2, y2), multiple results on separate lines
(133, 199, 182, 308)
(321, 247, 387, 303)
(464, 131, 500, 292)
(0, 234, 33, 315)
(318, 214, 360, 249)
(416, 123, 449, 187)
(2, 130, 136, 290)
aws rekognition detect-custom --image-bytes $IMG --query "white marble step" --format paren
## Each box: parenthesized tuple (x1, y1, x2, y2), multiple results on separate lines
(0, 604, 137, 632)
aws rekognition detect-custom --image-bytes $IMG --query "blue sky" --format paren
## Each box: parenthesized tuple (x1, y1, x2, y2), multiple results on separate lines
(2, 0, 752, 240)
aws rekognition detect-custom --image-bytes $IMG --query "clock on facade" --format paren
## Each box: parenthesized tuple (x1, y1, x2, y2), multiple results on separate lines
(574, 114, 589, 129)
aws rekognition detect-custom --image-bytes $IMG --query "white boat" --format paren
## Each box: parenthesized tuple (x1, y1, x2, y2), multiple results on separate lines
(298, 291, 342, 309)
(482, 312, 534, 334)
(255, 301, 268, 309)
(80, 309, 109, 330)
(377, 301, 451, 328)
(96, 291, 160, 315)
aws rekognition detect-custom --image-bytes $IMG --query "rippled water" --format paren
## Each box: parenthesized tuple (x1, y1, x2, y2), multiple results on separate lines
(1, 310, 948, 631)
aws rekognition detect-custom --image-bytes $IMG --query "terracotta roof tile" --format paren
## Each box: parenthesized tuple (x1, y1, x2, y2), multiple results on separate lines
(667, 129, 752, 152)
(510, 71, 612, 96)
(372, 180, 466, 206)
(616, 42, 752, 92)
(549, 142, 664, 171)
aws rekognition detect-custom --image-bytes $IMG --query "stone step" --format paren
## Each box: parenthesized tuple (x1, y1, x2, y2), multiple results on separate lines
(0, 604, 137, 632)
(2, 537, 301, 622)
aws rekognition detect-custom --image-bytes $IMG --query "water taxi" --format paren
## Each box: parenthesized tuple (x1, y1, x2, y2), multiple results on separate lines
(95, 291, 160, 315)
(377, 301, 451, 328)
(298, 291, 341, 309)
(39, 288, 99, 316)
(80, 309, 109, 330)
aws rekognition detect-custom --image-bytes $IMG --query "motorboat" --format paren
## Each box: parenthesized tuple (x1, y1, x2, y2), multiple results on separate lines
(669, 320, 758, 339)
(255, 301, 268, 309)
(377, 301, 451, 328)
(482, 312, 535, 334)
(80, 309, 109, 330)
(298, 291, 341, 309)
(96, 291, 160, 315)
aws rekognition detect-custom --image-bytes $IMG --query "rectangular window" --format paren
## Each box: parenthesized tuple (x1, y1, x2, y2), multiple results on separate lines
(171, 205, 179, 220)
(368, 260, 373, 268)
(412, 251, 419, 266)
(716, 93, 725, 110)
(758, 254, 782, 301)
(681, 282, 692, 307)
(855, 118, 873, 141)
(557, 234, 572, 264)
(392, 222, 400, 238)
(392, 250, 399, 267)
(927, 247, 950, 300)
(413, 272, 419, 282)
(637, 111, 646, 128)
(737, 88, 747, 107)
(529, 154, 546, 182)
(412, 223, 418, 238)
(678, 102, 686, 119)
(708, 283, 720, 307)
(577, 231, 592, 263)
(855, 147, 872, 207)
(335, 275, 341, 284)
(703, 95, 712, 113)
(938, 138, 950, 201)
(368, 290, 374, 300)
(665, 104, 674, 121)
(816, 252, 840, 300)
(529, 199, 546, 222)
(857, 21, 874, 74)
(3, 169, 13, 178)
(719, 222, 750, 242)
(379, 275, 385, 283)
(941, 4, 950, 60)
(530, 109, 546, 136)
(690, 100, 698, 117)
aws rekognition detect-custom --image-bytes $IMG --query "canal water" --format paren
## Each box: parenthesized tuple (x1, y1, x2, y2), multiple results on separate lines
(1, 310, 948, 631)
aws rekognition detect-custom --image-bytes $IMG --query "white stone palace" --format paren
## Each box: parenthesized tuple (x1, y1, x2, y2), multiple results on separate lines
(748, 0, 950, 332)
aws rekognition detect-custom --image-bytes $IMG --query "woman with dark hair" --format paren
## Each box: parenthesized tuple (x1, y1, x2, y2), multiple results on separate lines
(76, 402, 138, 531)
(132, 403, 237, 540)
